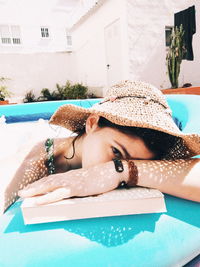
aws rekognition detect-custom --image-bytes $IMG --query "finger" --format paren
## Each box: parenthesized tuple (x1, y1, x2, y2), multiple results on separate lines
(34, 187, 72, 205)
(18, 177, 56, 198)
(18, 184, 48, 198)
(18, 187, 42, 198)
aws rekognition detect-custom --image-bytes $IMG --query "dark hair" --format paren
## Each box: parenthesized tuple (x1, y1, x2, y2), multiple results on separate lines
(65, 116, 181, 160)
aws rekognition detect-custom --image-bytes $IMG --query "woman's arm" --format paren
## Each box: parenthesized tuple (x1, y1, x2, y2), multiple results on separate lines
(18, 158, 200, 204)
(1, 140, 48, 213)
(18, 161, 123, 205)
(134, 158, 200, 202)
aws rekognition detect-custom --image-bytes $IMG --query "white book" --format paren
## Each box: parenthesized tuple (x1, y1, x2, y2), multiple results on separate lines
(21, 187, 166, 224)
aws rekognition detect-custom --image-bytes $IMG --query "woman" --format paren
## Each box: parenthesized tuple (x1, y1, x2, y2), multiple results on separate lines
(3, 81, 200, 211)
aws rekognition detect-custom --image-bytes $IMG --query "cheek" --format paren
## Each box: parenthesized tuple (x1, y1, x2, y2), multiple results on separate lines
(82, 136, 112, 168)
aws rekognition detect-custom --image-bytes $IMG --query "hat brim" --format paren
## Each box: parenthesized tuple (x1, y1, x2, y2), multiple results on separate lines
(49, 103, 200, 159)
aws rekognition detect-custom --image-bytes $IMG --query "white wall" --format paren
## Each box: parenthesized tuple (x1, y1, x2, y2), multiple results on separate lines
(71, 0, 129, 96)
(126, 0, 200, 89)
(71, 0, 200, 92)
(0, 52, 75, 102)
(1, 0, 199, 101)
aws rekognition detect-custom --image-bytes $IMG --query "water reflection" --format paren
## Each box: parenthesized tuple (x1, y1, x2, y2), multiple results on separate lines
(64, 213, 161, 247)
(4, 200, 161, 247)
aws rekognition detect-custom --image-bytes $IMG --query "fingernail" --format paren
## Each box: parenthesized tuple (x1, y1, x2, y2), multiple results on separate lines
(18, 188, 35, 198)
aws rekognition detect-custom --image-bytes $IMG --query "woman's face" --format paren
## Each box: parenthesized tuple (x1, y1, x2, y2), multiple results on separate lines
(81, 115, 155, 168)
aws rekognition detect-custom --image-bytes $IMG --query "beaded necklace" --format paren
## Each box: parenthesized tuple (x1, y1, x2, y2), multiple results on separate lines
(45, 138, 56, 175)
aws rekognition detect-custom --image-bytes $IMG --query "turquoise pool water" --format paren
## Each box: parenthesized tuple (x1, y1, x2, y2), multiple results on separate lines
(0, 99, 101, 123)
(0, 95, 199, 135)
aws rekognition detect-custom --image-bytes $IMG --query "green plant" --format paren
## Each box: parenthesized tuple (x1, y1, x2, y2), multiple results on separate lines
(166, 24, 185, 88)
(71, 83, 88, 99)
(38, 88, 62, 101)
(55, 80, 72, 100)
(25, 81, 89, 103)
(23, 90, 37, 103)
(0, 77, 11, 101)
(55, 81, 88, 99)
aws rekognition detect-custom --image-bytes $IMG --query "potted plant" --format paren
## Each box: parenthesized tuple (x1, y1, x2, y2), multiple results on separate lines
(0, 77, 11, 105)
(166, 24, 185, 89)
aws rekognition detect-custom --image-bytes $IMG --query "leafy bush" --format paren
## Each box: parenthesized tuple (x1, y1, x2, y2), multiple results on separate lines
(39, 81, 88, 101)
(38, 88, 62, 101)
(71, 83, 88, 99)
(23, 91, 37, 103)
(55, 81, 88, 99)
(0, 77, 11, 101)
(23, 81, 91, 103)
(55, 81, 72, 100)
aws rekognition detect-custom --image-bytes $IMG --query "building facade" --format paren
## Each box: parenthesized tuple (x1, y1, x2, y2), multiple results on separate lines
(71, 0, 200, 93)
(0, 0, 199, 102)
(0, 0, 79, 101)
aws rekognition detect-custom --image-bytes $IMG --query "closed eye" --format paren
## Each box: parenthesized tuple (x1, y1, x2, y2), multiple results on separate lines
(112, 147, 122, 158)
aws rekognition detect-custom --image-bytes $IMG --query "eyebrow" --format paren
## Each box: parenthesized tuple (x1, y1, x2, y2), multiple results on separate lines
(114, 140, 131, 159)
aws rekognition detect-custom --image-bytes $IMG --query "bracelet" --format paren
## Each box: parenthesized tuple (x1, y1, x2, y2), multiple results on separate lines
(112, 158, 127, 187)
(126, 160, 138, 187)
(112, 158, 138, 187)
(112, 158, 124, 172)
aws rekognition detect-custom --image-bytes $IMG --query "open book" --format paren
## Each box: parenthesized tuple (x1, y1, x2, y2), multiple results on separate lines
(21, 187, 166, 224)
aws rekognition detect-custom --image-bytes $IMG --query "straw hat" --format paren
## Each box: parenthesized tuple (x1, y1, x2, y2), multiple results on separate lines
(50, 80, 200, 159)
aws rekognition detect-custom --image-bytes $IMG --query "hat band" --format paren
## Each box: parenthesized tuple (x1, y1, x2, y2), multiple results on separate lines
(99, 95, 169, 110)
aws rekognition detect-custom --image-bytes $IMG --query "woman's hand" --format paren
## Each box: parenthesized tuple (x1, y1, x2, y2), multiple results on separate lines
(18, 162, 127, 205)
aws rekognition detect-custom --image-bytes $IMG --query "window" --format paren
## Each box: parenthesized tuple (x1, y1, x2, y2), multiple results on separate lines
(165, 26, 173, 47)
(41, 27, 49, 38)
(0, 25, 11, 44)
(0, 25, 21, 45)
(11, 25, 21, 44)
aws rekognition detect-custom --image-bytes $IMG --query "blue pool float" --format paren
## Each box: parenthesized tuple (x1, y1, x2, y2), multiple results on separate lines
(0, 95, 200, 267)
